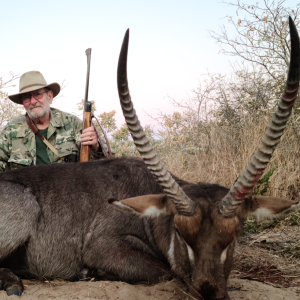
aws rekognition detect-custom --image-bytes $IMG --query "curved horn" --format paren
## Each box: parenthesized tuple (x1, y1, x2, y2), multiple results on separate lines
(117, 29, 195, 216)
(219, 17, 300, 218)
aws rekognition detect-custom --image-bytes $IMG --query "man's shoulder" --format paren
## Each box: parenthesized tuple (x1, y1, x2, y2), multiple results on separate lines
(50, 108, 82, 125)
(3, 114, 26, 131)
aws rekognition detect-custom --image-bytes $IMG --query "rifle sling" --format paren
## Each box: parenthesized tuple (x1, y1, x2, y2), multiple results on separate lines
(25, 114, 61, 158)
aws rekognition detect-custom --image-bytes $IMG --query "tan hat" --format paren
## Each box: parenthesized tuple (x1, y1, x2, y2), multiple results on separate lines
(8, 71, 61, 104)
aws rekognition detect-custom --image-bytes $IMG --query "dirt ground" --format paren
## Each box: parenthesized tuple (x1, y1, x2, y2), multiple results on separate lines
(0, 278, 299, 300)
(1, 218, 299, 300)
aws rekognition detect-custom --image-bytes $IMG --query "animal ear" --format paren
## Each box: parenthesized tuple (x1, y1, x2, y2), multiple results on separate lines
(239, 195, 300, 221)
(108, 194, 177, 217)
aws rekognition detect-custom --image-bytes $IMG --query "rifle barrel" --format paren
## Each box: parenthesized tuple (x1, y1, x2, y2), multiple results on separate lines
(84, 48, 92, 104)
(80, 48, 92, 163)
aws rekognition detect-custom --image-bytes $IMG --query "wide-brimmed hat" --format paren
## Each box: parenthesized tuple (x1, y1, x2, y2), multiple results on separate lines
(8, 71, 61, 104)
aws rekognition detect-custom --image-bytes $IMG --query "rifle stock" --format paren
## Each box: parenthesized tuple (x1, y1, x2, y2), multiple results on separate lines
(80, 102, 92, 162)
(80, 48, 92, 162)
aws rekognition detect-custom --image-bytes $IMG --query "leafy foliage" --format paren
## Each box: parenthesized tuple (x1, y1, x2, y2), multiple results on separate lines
(286, 213, 299, 226)
(244, 220, 260, 234)
(0, 74, 24, 131)
(109, 123, 156, 157)
(98, 110, 117, 134)
(76, 99, 97, 114)
(252, 167, 276, 196)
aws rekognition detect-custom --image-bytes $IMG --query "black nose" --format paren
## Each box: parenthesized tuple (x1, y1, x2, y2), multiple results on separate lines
(108, 198, 118, 204)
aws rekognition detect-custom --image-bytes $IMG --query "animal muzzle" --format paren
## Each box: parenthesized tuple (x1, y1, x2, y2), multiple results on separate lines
(189, 279, 230, 300)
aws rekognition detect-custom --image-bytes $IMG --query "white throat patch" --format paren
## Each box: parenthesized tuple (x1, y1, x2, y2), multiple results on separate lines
(220, 245, 229, 265)
(168, 233, 176, 269)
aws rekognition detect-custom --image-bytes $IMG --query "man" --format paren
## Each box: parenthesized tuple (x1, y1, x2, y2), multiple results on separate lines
(0, 71, 104, 171)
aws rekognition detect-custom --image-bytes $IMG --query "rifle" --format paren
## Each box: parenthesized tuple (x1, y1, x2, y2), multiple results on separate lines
(80, 48, 92, 162)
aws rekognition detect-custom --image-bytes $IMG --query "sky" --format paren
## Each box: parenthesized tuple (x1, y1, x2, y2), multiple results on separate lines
(1, 0, 299, 128)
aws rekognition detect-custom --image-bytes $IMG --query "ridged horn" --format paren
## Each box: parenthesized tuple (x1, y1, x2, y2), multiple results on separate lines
(117, 29, 196, 216)
(219, 17, 300, 218)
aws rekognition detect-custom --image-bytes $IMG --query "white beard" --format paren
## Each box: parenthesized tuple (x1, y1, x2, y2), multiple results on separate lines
(26, 99, 50, 119)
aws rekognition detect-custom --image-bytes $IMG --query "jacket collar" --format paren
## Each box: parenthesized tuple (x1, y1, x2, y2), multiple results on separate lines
(16, 107, 69, 138)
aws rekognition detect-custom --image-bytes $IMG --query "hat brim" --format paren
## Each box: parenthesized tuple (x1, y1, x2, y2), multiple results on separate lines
(8, 82, 61, 105)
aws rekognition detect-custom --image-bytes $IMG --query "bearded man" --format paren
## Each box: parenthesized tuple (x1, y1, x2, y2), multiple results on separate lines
(0, 71, 105, 171)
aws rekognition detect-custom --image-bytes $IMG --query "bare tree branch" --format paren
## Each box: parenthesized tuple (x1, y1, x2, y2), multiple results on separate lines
(209, 0, 300, 80)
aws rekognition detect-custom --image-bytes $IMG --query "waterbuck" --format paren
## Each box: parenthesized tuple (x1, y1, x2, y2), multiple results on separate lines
(0, 17, 299, 300)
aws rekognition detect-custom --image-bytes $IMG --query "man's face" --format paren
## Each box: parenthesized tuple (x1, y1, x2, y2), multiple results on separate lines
(22, 88, 53, 119)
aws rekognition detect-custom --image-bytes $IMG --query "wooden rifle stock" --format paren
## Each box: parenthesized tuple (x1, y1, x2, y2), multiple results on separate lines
(80, 102, 92, 162)
(80, 48, 92, 162)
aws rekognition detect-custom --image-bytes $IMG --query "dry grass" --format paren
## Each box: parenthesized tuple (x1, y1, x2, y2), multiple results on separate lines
(232, 221, 300, 288)
(159, 119, 300, 200)
(233, 256, 291, 287)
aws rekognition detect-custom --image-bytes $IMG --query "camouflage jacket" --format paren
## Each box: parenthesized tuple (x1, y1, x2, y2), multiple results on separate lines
(0, 108, 104, 172)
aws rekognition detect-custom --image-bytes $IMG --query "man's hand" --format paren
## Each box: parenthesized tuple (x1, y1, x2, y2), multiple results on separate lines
(80, 126, 99, 152)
